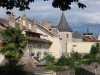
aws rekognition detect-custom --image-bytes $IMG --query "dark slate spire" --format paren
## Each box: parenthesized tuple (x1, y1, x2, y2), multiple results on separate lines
(72, 31, 82, 39)
(58, 12, 72, 32)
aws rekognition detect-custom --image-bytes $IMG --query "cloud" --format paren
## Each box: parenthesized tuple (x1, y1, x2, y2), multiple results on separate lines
(0, 0, 100, 26)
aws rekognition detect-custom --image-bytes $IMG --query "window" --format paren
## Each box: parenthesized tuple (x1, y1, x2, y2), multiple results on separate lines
(60, 38, 62, 40)
(40, 35, 48, 40)
(73, 45, 77, 47)
(66, 34, 69, 38)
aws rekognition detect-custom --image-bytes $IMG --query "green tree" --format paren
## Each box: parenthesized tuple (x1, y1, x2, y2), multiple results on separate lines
(0, 0, 86, 11)
(83, 43, 100, 65)
(70, 51, 81, 61)
(0, 27, 27, 75)
(42, 55, 56, 63)
(0, 27, 27, 63)
(90, 43, 99, 55)
(56, 56, 71, 66)
(69, 51, 82, 68)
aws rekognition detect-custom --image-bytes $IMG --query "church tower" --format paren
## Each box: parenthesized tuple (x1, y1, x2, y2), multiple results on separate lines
(58, 12, 73, 54)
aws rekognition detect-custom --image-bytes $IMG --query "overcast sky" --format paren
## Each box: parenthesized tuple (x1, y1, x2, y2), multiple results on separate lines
(0, 0, 100, 36)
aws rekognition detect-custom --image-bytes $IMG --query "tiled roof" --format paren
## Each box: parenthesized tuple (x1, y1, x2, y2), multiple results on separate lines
(72, 31, 82, 39)
(0, 18, 20, 29)
(29, 19, 54, 36)
(16, 17, 54, 36)
(58, 12, 72, 32)
(26, 30, 42, 35)
(0, 18, 9, 27)
(27, 37, 52, 44)
(83, 36, 100, 42)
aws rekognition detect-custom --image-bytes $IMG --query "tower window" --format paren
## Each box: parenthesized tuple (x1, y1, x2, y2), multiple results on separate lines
(66, 34, 69, 38)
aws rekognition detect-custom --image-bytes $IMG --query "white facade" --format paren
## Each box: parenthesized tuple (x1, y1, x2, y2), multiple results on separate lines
(16, 17, 62, 59)
(67, 42, 95, 54)
(36, 27, 62, 58)
(72, 38, 83, 42)
(0, 13, 98, 64)
(59, 32, 72, 53)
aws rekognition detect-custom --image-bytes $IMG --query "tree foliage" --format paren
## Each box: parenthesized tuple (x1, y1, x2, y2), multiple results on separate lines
(0, 0, 33, 11)
(90, 43, 99, 55)
(82, 43, 100, 65)
(43, 43, 100, 70)
(56, 52, 82, 69)
(56, 56, 71, 66)
(0, 27, 27, 62)
(42, 55, 56, 63)
(52, 0, 86, 11)
(0, 28, 27, 75)
(70, 51, 81, 61)
(0, 0, 86, 11)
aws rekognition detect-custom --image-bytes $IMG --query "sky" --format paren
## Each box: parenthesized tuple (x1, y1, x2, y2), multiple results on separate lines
(0, 0, 100, 36)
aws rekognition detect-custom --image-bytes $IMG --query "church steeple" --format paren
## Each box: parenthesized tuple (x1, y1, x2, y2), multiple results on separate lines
(58, 12, 72, 32)
(83, 27, 93, 36)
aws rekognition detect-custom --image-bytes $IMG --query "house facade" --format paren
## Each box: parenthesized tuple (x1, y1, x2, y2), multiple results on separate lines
(15, 16, 62, 59)
(0, 12, 100, 64)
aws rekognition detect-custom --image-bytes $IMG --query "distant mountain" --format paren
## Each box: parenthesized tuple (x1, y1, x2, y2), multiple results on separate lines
(71, 24, 100, 37)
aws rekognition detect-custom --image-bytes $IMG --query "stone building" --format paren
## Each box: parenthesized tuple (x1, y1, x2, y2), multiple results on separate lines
(0, 12, 100, 64)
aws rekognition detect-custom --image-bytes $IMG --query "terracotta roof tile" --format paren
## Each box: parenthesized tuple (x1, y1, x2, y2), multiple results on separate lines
(27, 37, 52, 44)
(83, 36, 100, 42)
(0, 18, 9, 27)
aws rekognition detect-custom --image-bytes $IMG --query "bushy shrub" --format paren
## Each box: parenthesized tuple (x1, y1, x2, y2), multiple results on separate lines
(56, 56, 71, 66)
(90, 45, 99, 55)
(85, 54, 97, 65)
(42, 55, 56, 63)
(70, 51, 81, 61)
(43, 65, 66, 71)
(96, 54, 100, 63)
(56, 52, 82, 69)
(83, 54, 90, 59)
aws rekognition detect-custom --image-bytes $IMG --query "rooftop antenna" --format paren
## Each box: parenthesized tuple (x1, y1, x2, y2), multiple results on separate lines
(87, 27, 89, 34)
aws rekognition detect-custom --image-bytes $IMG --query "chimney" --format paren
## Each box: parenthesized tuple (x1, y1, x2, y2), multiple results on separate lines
(42, 21, 51, 29)
(6, 11, 15, 28)
(23, 14, 26, 19)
